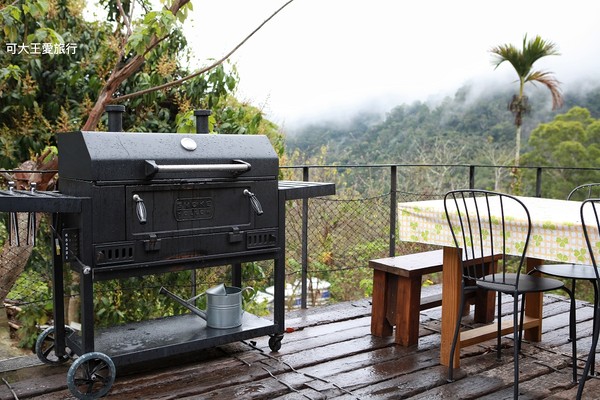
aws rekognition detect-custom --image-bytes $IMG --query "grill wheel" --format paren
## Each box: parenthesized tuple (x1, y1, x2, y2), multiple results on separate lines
(67, 352, 116, 399)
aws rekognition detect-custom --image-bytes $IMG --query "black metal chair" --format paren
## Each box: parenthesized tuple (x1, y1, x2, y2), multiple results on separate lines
(534, 183, 600, 369)
(444, 189, 576, 400)
(577, 199, 600, 399)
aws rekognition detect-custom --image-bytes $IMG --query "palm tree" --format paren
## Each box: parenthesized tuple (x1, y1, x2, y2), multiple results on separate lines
(490, 34, 564, 167)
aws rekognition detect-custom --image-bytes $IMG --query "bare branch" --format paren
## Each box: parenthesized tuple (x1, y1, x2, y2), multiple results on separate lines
(115, 0, 132, 37)
(112, 0, 296, 103)
(143, 33, 171, 57)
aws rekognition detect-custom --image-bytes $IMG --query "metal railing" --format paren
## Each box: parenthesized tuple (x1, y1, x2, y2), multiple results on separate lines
(2, 163, 600, 337)
(281, 163, 600, 308)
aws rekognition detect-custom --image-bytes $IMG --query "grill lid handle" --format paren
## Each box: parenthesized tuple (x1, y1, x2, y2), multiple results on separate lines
(144, 159, 251, 177)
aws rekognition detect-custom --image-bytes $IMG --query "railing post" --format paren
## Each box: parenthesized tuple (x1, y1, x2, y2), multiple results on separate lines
(301, 167, 309, 309)
(469, 165, 475, 189)
(390, 165, 397, 257)
(535, 167, 543, 197)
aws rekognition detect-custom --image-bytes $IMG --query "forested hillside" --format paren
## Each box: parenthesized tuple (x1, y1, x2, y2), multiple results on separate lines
(286, 82, 600, 167)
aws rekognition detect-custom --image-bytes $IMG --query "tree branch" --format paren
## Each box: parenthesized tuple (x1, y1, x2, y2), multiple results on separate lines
(115, 0, 132, 37)
(112, 0, 295, 103)
(143, 33, 171, 57)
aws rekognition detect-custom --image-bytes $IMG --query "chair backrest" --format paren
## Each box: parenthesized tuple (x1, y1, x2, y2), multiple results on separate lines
(444, 189, 531, 290)
(581, 199, 600, 281)
(568, 183, 600, 201)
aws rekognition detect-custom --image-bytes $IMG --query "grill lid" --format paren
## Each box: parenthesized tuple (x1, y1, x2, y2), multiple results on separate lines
(57, 131, 279, 182)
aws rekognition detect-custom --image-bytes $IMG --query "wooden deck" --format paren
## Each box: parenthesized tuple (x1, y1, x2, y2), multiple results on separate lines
(1, 286, 600, 399)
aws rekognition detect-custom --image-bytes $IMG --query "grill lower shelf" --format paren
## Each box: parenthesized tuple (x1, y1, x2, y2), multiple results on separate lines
(68, 313, 277, 367)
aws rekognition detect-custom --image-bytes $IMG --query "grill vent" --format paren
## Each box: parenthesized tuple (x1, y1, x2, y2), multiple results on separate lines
(96, 243, 135, 265)
(246, 230, 277, 249)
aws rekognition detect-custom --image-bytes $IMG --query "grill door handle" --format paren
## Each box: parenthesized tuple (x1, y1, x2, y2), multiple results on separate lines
(133, 194, 147, 224)
(244, 189, 263, 216)
(145, 159, 251, 177)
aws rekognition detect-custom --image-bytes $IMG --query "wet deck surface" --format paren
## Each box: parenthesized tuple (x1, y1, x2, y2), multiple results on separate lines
(1, 287, 600, 399)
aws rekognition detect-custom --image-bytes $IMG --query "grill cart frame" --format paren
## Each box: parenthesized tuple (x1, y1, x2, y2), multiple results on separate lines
(0, 129, 334, 399)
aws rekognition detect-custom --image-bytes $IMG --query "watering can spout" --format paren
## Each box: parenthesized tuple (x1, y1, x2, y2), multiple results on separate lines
(158, 286, 207, 320)
(160, 285, 252, 329)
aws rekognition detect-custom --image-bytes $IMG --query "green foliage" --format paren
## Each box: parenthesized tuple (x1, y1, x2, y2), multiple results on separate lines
(0, 0, 284, 170)
(521, 106, 600, 198)
(7, 269, 53, 349)
(0, 0, 117, 167)
(8, 269, 50, 300)
(359, 278, 373, 297)
(127, 10, 177, 56)
(16, 300, 53, 348)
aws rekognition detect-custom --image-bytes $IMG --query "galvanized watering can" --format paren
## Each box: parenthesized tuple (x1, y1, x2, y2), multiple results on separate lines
(159, 284, 253, 329)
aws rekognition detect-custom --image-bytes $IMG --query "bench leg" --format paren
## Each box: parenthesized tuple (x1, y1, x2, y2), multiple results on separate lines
(371, 269, 393, 337)
(395, 275, 422, 346)
(473, 260, 497, 323)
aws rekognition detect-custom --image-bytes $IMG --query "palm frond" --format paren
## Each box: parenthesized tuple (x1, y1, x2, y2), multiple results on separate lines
(522, 35, 560, 65)
(525, 70, 564, 110)
(490, 44, 520, 69)
(490, 35, 561, 80)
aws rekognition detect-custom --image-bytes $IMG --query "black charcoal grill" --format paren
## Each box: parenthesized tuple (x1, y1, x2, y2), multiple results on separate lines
(57, 130, 280, 275)
(0, 109, 334, 399)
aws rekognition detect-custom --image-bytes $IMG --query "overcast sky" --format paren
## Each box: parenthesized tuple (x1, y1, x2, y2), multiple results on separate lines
(184, 0, 600, 131)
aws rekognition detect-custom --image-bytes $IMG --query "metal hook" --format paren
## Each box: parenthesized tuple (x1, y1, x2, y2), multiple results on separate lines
(26, 183, 37, 245)
(7, 182, 18, 246)
(26, 212, 36, 246)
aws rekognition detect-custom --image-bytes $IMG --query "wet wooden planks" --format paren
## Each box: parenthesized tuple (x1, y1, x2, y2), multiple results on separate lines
(1, 291, 599, 399)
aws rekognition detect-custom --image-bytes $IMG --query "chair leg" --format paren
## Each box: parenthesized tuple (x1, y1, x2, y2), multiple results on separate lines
(577, 302, 600, 400)
(562, 286, 577, 383)
(518, 294, 526, 353)
(497, 292, 502, 360)
(448, 282, 468, 382)
(513, 296, 520, 400)
(567, 279, 576, 342)
(591, 279, 599, 376)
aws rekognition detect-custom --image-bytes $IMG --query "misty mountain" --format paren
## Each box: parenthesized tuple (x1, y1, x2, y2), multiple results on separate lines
(285, 82, 600, 166)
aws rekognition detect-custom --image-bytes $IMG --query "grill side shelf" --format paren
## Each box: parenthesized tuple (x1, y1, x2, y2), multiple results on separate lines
(0, 190, 85, 213)
(278, 181, 335, 201)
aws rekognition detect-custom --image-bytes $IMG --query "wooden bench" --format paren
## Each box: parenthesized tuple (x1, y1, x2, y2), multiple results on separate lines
(370, 249, 497, 346)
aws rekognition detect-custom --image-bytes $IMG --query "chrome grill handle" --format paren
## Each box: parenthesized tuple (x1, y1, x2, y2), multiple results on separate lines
(133, 194, 147, 224)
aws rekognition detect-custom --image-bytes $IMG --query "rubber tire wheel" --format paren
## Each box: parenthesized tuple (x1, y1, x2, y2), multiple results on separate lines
(35, 326, 74, 365)
(67, 352, 116, 400)
(269, 335, 283, 352)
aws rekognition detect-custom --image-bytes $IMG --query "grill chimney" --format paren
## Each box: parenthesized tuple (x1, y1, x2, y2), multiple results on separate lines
(194, 109, 211, 134)
(106, 105, 125, 132)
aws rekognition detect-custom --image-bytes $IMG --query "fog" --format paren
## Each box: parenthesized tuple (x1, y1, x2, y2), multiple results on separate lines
(186, 0, 600, 132)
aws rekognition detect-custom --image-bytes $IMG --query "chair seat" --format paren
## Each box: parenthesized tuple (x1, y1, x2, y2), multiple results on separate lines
(477, 273, 565, 294)
(535, 263, 599, 280)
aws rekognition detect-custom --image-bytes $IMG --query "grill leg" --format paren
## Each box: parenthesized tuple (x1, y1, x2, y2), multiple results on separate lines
(232, 263, 242, 288)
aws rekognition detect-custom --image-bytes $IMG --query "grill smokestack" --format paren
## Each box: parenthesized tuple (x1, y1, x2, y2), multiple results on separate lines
(194, 109, 211, 134)
(106, 105, 125, 132)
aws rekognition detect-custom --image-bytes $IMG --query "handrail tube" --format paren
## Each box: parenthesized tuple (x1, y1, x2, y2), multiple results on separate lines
(389, 165, 397, 257)
(301, 167, 309, 309)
